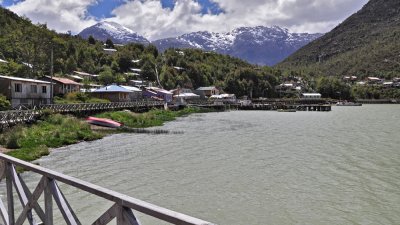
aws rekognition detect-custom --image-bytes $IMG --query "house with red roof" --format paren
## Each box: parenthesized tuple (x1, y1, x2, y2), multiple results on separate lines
(40, 76, 82, 95)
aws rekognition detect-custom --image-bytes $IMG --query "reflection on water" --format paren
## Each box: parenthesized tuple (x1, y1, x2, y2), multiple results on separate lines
(5, 105, 400, 225)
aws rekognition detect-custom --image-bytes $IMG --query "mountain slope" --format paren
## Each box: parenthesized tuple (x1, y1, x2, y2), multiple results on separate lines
(152, 26, 322, 66)
(78, 22, 321, 66)
(79, 21, 149, 45)
(278, 0, 400, 76)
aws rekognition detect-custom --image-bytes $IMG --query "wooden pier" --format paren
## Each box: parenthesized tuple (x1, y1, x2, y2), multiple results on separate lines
(0, 153, 214, 225)
(238, 104, 331, 112)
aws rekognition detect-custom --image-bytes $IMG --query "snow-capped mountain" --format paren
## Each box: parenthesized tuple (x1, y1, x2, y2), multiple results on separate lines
(79, 21, 149, 45)
(78, 22, 322, 65)
(152, 26, 323, 66)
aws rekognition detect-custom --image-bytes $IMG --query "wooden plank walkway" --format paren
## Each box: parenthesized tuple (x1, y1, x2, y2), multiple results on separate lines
(0, 101, 164, 131)
(0, 153, 215, 225)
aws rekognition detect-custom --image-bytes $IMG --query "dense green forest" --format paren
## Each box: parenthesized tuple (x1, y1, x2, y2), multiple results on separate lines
(0, 7, 281, 98)
(278, 0, 400, 79)
(1, 5, 399, 100)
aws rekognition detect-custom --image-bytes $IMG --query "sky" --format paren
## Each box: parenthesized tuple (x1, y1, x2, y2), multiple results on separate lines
(0, 0, 370, 41)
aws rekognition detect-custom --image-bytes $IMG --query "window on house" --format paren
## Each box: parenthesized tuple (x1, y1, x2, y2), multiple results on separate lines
(31, 85, 37, 93)
(14, 83, 22, 93)
(42, 86, 47, 94)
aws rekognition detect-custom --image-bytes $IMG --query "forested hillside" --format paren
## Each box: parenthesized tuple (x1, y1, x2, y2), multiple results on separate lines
(278, 0, 400, 79)
(0, 7, 280, 98)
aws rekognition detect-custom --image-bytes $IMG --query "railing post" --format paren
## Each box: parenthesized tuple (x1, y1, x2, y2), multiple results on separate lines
(6, 163, 15, 225)
(44, 178, 53, 225)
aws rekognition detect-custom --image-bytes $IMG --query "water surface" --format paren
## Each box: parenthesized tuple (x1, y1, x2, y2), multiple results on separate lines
(11, 105, 400, 224)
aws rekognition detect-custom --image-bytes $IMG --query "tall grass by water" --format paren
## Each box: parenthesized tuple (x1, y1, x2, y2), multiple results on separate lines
(95, 107, 212, 128)
(0, 114, 103, 161)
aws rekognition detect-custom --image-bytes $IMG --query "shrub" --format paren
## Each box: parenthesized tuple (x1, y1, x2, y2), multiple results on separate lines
(0, 94, 11, 111)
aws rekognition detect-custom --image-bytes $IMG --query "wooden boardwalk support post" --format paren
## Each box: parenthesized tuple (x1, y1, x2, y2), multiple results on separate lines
(0, 154, 215, 225)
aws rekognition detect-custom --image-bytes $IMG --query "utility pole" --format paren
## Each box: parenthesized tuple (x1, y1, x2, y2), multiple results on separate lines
(50, 46, 54, 104)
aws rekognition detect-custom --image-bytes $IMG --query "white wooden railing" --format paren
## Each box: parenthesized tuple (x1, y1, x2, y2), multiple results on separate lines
(0, 154, 215, 225)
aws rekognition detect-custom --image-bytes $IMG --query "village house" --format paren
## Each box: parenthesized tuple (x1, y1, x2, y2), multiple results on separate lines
(0, 75, 51, 107)
(143, 87, 173, 102)
(91, 85, 132, 102)
(367, 77, 382, 85)
(40, 76, 81, 95)
(128, 80, 148, 88)
(171, 88, 200, 100)
(120, 85, 143, 101)
(72, 71, 99, 81)
(343, 76, 358, 84)
(103, 48, 117, 55)
(301, 93, 322, 99)
(194, 86, 220, 98)
(275, 82, 303, 98)
(210, 94, 237, 103)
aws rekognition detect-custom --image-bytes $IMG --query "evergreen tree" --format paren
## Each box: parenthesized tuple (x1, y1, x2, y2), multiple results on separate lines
(105, 38, 114, 48)
(88, 35, 96, 45)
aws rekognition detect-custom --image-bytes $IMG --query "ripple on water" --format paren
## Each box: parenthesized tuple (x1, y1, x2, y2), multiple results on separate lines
(6, 105, 400, 225)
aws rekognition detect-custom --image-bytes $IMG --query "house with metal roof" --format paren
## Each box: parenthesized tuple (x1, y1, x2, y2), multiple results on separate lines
(91, 85, 132, 102)
(120, 85, 143, 101)
(72, 71, 99, 81)
(301, 93, 322, 99)
(194, 86, 220, 98)
(40, 76, 81, 95)
(0, 75, 51, 107)
(143, 87, 173, 102)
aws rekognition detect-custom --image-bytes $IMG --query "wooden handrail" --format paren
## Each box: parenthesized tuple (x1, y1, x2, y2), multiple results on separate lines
(0, 154, 214, 225)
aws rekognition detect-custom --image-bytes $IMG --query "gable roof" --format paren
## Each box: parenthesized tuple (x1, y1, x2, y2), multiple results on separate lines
(45, 76, 81, 85)
(93, 85, 133, 93)
(0, 75, 51, 84)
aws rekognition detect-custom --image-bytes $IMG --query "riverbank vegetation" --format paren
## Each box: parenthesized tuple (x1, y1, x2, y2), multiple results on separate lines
(0, 107, 211, 161)
(0, 114, 103, 161)
(95, 107, 212, 128)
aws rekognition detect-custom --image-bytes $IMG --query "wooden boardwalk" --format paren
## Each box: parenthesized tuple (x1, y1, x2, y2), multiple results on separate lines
(0, 153, 214, 225)
(0, 101, 164, 131)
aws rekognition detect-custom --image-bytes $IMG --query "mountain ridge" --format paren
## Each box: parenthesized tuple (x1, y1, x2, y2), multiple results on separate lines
(78, 22, 322, 66)
(278, 0, 400, 77)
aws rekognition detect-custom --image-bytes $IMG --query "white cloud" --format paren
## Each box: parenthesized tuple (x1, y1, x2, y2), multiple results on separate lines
(5, 0, 369, 39)
(109, 0, 369, 40)
(8, 0, 98, 33)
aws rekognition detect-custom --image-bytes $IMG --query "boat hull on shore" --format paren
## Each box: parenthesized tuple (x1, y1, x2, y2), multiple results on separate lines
(86, 117, 122, 128)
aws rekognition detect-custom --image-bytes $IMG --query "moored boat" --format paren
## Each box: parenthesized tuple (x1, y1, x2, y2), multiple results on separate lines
(86, 117, 122, 128)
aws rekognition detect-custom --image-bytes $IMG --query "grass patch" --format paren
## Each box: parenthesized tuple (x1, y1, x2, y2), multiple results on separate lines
(95, 107, 212, 128)
(0, 114, 103, 162)
(54, 92, 110, 104)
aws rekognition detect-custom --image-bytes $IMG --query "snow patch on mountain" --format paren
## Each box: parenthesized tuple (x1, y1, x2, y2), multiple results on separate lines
(79, 21, 149, 45)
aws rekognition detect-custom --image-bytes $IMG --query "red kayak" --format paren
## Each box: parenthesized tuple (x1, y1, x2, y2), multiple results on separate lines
(86, 117, 122, 128)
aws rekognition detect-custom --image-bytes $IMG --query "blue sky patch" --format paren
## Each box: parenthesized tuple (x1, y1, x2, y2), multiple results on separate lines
(0, 0, 224, 17)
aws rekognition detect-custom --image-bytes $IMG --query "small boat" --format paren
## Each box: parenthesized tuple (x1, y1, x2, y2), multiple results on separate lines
(86, 117, 122, 128)
(336, 101, 362, 106)
(277, 109, 297, 112)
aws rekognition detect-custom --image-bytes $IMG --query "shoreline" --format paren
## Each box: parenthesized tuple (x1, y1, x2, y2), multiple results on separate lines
(0, 107, 214, 163)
